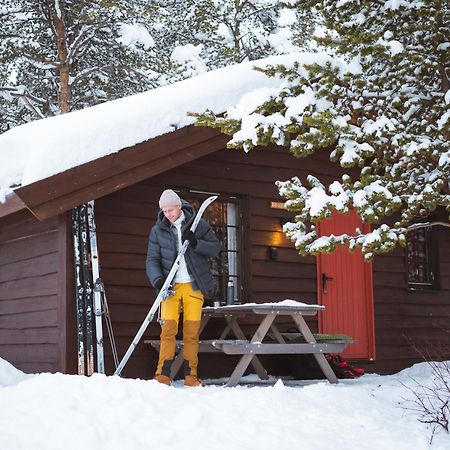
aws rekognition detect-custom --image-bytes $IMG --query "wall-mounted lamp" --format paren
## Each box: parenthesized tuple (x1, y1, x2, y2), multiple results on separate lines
(267, 246, 278, 261)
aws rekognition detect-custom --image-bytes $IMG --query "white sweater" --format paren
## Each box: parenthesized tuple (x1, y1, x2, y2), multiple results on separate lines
(172, 212, 193, 283)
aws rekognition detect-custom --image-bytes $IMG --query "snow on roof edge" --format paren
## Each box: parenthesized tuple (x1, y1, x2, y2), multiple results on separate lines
(0, 51, 337, 202)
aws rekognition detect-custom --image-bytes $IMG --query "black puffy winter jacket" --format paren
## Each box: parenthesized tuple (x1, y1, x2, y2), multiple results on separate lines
(146, 200, 221, 296)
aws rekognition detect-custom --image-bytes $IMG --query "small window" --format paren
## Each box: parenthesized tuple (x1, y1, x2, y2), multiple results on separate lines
(180, 190, 244, 303)
(406, 226, 439, 290)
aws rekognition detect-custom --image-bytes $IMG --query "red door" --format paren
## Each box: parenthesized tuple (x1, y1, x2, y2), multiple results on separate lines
(316, 211, 375, 360)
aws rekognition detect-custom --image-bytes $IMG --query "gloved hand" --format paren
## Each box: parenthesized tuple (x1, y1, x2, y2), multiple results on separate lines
(153, 277, 164, 290)
(182, 229, 197, 248)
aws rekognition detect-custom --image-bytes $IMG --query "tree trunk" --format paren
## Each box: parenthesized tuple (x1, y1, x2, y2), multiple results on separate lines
(436, 1, 449, 94)
(233, 0, 243, 62)
(53, 3, 71, 114)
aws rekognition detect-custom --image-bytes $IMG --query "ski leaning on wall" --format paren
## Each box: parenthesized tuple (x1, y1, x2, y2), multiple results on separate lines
(87, 200, 119, 372)
(71, 201, 118, 375)
(71, 207, 86, 375)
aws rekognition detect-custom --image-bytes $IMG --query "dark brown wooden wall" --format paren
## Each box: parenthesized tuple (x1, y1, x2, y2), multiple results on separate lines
(92, 145, 450, 379)
(0, 210, 69, 373)
(92, 145, 355, 379)
(2, 143, 449, 379)
(370, 224, 450, 374)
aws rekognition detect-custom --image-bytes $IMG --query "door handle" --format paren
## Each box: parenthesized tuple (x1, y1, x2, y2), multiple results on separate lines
(322, 273, 334, 293)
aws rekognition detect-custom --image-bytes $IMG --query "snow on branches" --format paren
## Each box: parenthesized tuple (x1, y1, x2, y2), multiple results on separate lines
(1, 0, 315, 132)
(0, 0, 158, 131)
(196, 0, 450, 258)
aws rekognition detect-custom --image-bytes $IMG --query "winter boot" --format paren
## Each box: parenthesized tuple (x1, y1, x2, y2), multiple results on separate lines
(154, 374, 171, 385)
(183, 360, 204, 387)
(154, 360, 173, 386)
(184, 375, 204, 387)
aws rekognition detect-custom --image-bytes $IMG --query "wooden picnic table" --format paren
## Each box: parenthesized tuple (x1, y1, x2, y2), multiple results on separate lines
(146, 302, 353, 387)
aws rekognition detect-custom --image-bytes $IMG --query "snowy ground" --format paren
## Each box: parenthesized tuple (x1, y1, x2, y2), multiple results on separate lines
(1, 358, 449, 450)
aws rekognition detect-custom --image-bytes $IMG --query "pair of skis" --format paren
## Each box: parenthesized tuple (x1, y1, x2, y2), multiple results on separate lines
(72, 201, 118, 375)
(114, 195, 218, 376)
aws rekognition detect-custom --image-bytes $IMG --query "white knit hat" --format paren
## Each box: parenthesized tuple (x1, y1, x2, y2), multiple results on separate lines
(159, 189, 181, 208)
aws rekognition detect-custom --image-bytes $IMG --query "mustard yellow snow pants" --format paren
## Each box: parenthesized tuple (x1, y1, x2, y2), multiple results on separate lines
(156, 282, 204, 377)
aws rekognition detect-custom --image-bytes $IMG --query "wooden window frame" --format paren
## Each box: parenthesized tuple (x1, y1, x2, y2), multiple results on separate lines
(176, 188, 248, 303)
(406, 224, 440, 291)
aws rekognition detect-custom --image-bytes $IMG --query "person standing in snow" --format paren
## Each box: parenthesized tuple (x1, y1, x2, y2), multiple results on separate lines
(146, 189, 221, 387)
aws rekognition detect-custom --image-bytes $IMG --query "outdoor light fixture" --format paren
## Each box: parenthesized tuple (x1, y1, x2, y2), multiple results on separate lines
(267, 246, 278, 260)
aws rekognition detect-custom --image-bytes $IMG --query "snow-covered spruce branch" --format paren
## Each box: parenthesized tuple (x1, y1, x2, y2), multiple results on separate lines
(70, 95, 104, 109)
(275, 175, 406, 259)
(407, 221, 450, 232)
(282, 217, 450, 261)
(70, 59, 151, 89)
(243, 4, 278, 22)
(67, 26, 97, 66)
(69, 66, 101, 88)
(10, 94, 45, 120)
(276, 169, 450, 257)
(101, 63, 151, 80)
(0, 86, 49, 118)
(282, 219, 405, 260)
(0, 5, 23, 22)
(22, 52, 59, 69)
(0, 31, 22, 39)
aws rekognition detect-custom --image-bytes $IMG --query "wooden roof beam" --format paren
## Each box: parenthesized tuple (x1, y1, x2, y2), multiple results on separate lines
(13, 126, 228, 221)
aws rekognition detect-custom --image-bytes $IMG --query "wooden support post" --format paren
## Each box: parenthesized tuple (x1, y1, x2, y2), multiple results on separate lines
(226, 314, 276, 387)
(291, 314, 338, 384)
(227, 316, 269, 381)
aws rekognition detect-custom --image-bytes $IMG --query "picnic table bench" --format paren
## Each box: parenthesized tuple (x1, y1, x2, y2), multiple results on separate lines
(145, 301, 354, 387)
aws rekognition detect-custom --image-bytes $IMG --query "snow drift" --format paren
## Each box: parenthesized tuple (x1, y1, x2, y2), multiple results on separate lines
(0, 357, 449, 450)
(0, 357, 31, 387)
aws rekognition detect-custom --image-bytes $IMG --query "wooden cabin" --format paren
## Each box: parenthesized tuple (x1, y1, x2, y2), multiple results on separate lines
(1, 122, 449, 380)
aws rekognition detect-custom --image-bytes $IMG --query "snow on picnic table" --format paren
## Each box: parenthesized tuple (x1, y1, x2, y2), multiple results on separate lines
(204, 299, 325, 310)
(0, 357, 449, 450)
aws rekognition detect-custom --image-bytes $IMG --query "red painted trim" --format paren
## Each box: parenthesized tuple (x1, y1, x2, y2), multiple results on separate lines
(362, 222, 376, 361)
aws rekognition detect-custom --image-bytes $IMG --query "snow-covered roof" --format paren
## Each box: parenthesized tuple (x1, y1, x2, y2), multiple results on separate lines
(0, 52, 335, 202)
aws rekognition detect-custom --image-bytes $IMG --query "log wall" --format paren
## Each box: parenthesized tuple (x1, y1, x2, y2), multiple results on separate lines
(93, 146, 334, 378)
(2, 143, 449, 379)
(92, 145, 450, 379)
(0, 210, 69, 373)
(369, 222, 450, 374)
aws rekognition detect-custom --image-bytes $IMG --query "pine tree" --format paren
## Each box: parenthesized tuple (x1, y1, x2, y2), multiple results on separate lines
(0, 0, 158, 132)
(1, 1, 316, 131)
(147, 0, 316, 82)
(195, 0, 450, 258)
